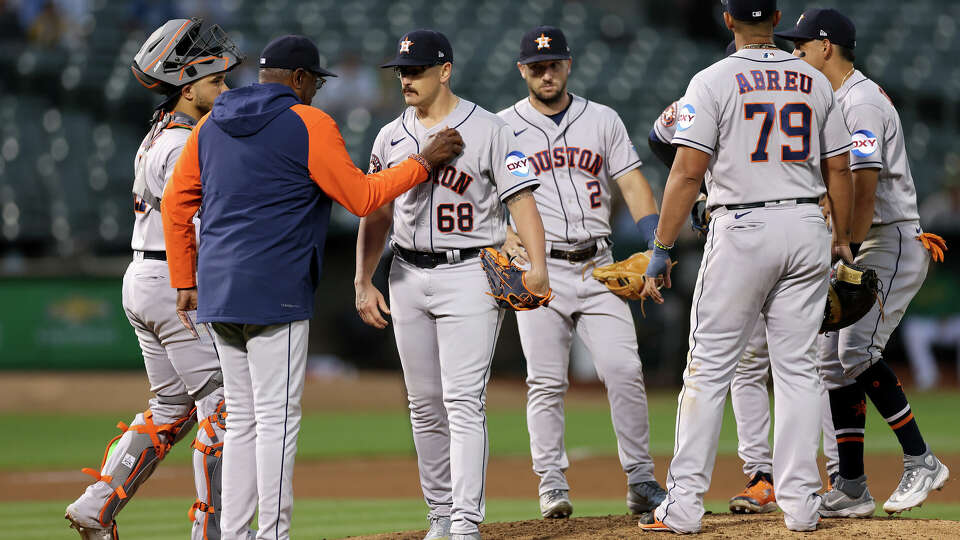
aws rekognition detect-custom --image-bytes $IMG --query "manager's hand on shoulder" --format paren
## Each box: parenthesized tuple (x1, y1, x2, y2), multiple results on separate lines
(421, 127, 464, 169)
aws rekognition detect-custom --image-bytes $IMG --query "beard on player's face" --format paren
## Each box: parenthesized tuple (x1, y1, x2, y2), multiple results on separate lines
(532, 82, 566, 105)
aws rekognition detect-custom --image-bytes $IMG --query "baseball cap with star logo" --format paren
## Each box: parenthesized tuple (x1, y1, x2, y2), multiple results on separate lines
(518, 25, 571, 65)
(380, 29, 453, 68)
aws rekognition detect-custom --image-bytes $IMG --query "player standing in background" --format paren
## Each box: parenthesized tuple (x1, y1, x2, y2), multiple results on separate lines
(355, 29, 549, 540)
(637, 0, 855, 532)
(163, 34, 462, 540)
(648, 40, 839, 514)
(497, 25, 666, 519)
(779, 8, 950, 517)
(64, 18, 241, 540)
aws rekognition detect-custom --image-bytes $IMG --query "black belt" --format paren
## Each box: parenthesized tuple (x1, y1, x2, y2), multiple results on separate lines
(719, 197, 820, 211)
(394, 245, 482, 269)
(550, 244, 599, 263)
(135, 250, 167, 261)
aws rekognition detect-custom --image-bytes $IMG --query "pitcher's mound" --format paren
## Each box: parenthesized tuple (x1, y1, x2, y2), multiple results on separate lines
(352, 512, 959, 539)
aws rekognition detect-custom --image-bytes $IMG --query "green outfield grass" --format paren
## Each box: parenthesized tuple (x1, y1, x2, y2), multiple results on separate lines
(5, 390, 960, 470)
(5, 498, 960, 540)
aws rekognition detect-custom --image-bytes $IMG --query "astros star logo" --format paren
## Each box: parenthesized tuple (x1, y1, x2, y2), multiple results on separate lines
(400, 38, 413, 54)
(535, 33, 552, 50)
(852, 400, 867, 417)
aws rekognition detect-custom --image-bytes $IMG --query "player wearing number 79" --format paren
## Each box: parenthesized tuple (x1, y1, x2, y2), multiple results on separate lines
(354, 29, 548, 540)
(638, 0, 854, 533)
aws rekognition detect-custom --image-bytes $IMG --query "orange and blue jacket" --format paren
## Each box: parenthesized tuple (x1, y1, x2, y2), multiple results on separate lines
(161, 83, 427, 324)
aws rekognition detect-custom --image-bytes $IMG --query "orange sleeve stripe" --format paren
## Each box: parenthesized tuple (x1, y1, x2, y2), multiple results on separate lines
(161, 113, 209, 289)
(890, 412, 914, 430)
(290, 104, 427, 217)
(836, 436, 864, 444)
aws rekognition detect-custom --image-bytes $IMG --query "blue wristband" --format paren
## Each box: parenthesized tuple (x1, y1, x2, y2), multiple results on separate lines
(636, 214, 659, 250)
(644, 244, 672, 278)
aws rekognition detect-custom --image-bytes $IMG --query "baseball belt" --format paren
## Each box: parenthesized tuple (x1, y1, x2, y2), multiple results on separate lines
(393, 245, 482, 269)
(713, 196, 820, 212)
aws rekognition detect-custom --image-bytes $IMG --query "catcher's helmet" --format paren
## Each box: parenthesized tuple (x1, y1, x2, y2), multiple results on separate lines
(131, 18, 243, 97)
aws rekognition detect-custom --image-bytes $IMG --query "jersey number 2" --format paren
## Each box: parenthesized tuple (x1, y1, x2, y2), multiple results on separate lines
(437, 203, 474, 232)
(744, 103, 811, 162)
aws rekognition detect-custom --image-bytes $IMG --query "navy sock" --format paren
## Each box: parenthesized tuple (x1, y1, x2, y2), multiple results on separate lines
(855, 360, 927, 456)
(829, 383, 867, 479)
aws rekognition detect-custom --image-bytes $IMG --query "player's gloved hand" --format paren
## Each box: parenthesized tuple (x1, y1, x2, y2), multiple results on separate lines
(523, 266, 550, 297)
(420, 127, 464, 170)
(832, 243, 854, 265)
(690, 193, 710, 235)
(641, 243, 672, 304)
(176, 287, 199, 337)
(501, 227, 530, 265)
(355, 281, 391, 329)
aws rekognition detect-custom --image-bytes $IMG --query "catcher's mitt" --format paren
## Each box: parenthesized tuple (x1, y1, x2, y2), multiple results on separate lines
(588, 251, 654, 301)
(479, 248, 553, 311)
(820, 261, 882, 333)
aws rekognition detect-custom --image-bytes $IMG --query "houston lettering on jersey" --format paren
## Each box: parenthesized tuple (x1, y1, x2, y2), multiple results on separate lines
(526, 146, 604, 177)
(430, 164, 473, 196)
(736, 69, 813, 95)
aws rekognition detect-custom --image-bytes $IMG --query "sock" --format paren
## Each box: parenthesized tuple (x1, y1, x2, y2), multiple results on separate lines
(828, 383, 867, 479)
(855, 360, 927, 456)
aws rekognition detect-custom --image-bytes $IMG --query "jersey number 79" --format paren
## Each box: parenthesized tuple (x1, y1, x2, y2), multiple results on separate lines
(744, 103, 811, 162)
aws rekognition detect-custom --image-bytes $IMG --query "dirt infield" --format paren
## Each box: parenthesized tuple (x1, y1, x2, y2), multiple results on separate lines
(352, 513, 960, 539)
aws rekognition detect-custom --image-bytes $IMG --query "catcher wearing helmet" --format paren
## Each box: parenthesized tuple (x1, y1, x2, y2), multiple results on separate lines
(64, 18, 242, 540)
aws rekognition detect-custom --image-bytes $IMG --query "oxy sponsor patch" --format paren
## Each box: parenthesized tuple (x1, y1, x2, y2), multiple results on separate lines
(677, 104, 696, 131)
(851, 129, 878, 158)
(505, 151, 530, 177)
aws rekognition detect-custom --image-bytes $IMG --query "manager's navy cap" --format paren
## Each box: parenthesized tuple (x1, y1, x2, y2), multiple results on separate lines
(259, 35, 337, 77)
(518, 26, 572, 65)
(722, 0, 777, 22)
(380, 29, 453, 68)
(776, 8, 857, 49)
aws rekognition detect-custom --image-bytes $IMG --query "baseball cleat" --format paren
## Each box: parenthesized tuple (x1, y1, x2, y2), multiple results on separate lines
(65, 513, 118, 540)
(638, 512, 679, 533)
(819, 474, 876, 518)
(883, 450, 950, 514)
(423, 515, 451, 540)
(729, 471, 778, 514)
(627, 480, 667, 514)
(450, 534, 481, 540)
(539, 489, 573, 518)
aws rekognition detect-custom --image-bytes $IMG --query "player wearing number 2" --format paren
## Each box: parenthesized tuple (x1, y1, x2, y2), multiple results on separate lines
(497, 25, 666, 519)
(355, 30, 548, 540)
(638, 0, 854, 533)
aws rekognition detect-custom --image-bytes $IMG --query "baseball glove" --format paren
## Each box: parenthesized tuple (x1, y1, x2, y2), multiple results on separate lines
(588, 251, 654, 301)
(820, 261, 882, 333)
(479, 247, 553, 311)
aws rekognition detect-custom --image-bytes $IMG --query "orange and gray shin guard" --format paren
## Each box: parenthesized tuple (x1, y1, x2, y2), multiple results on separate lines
(67, 394, 197, 532)
(189, 389, 226, 540)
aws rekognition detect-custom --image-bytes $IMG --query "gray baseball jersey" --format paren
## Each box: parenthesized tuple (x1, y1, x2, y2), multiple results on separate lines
(497, 94, 642, 244)
(369, 98, 539, 251)
(498, 95, 658, 498)
(675, 48, 851, 208)
(836, 70, 920, 224)
(131, 113, 194, 252)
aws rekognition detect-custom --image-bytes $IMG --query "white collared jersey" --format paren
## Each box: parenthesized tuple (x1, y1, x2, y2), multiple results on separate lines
(673, 48, 851, 208)
(498, 94, 642, 244)
(131, 117, 193, 251)
(836, 70, 919, 224)
(368, 98, 539, 252)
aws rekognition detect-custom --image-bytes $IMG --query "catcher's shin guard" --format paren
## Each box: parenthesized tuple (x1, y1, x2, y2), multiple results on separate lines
(190, 387, 226, 540)
(67, 394, 197, 529)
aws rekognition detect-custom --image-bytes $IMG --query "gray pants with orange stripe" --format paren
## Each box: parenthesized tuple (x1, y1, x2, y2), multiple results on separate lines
(818, 221, 930, 434)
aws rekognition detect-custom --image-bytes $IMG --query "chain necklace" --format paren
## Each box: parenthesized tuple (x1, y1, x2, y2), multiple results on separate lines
(839, 66, 856, 88)
(743, 43, 779, 49)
